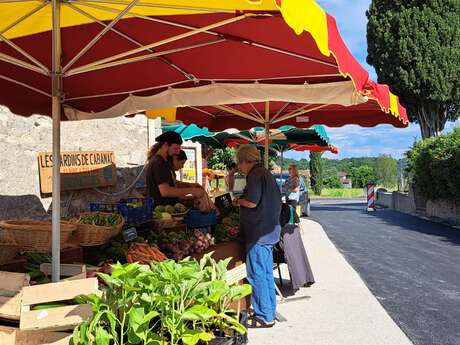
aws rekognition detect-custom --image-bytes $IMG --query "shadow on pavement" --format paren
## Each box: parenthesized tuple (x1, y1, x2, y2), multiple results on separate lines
(369, 208, 460, 246)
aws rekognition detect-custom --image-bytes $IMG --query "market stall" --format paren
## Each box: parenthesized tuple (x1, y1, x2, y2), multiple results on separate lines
(0, 0, 410, 342)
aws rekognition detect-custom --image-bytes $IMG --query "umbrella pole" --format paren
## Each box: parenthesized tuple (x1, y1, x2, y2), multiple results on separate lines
(51, 0, 62, 282)
(264, 102, 269, 169)
(281, 149, 284, 176)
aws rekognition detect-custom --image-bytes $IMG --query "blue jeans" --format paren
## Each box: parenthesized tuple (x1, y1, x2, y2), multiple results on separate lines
(246, 244, 276, 323)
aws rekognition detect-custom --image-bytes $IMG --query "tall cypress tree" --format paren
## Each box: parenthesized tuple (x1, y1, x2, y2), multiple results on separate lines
(367, 0, 460, 138)
(310, 151, 323, 195)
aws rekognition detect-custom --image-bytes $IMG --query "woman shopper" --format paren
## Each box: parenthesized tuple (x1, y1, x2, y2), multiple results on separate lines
(284, 164, 301, 212)
(233, 145, 282, 328)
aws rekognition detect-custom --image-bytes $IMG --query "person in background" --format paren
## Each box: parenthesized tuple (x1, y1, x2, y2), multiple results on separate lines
(225, 162, 238, 192)
(146, 132, 204, 206)
(233, 145, 281, 328)
(284, 164, 300, 211)
(170, 150, 201, 188)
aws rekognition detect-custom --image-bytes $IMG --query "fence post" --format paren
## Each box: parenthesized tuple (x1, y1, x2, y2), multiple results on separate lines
(367, 183, 375, 212)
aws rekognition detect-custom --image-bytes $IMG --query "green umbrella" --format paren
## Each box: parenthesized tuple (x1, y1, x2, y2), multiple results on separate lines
(163, 124, 215, 141)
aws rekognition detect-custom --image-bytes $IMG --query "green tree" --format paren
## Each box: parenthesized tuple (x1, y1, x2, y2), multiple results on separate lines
(309, 152, 324, 195)
(350, 165, 377, 188)
(207, 148, 235, 170)
(323, 174, 343, 189)
(367, 1, 460, 138)
(375, 155, 397, 188)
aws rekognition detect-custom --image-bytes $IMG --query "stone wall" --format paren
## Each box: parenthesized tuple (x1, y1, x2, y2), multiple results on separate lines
(426, 199, 460, 225)
(0, 106, 156, 220)
(376, 190, 393, 208)
(392, 191, 416, 214)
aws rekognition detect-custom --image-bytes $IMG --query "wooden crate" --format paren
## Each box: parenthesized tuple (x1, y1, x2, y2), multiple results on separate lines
(0, 272, 30, 321)
(0, 325, 71, 345)
(39, 263, 87, 281)
(20, 278, 99, 332)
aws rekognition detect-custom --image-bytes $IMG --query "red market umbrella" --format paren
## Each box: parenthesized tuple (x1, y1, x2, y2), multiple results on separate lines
(0, 0, 407, 280)
(291, 144, 338, 154)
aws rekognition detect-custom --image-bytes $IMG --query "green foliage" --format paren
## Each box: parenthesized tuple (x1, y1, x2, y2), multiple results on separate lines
(207, 148, 235, 170)
(375, 155, 398, 188)
(406, 128, 460, 201)
(310, 188, 365, 199)
(309, 152, 323, 195)
(71, 254, 251, 345)
(281, 157, 309, 170)
(349, 165, 377, 188)
(367, 1, 460, 137)
(323, 172, 343, 189)
(323, 157, 377, 174)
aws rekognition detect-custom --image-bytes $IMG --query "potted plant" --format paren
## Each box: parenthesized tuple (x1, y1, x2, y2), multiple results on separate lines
(71, 253, 251, 345)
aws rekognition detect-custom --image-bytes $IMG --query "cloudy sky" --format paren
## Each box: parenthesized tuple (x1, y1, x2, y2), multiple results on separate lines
(285, 0, 458, 161)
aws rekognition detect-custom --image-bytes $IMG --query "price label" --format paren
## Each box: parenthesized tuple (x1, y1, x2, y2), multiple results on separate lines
(215, 193, 233, 216)
(225, 263, 247, 284)
(122, 227, 138, 242)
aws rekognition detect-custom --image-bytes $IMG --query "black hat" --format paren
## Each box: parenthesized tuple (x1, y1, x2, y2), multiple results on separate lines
(155, 131, 183, 145)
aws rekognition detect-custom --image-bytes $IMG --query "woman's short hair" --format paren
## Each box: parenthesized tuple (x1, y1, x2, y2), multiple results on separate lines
(235, 145, 261, 163)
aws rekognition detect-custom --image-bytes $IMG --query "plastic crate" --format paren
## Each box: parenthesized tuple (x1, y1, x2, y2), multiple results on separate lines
(185, 209, 217, 229)
(90, 198, 154, 227)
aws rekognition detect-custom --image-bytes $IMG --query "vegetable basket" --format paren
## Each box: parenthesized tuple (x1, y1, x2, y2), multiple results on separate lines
(170, 209, 189, 219)
(154, 218, 178, 229)
(71, 212, 124, 246)
(0, 220, 76, 252)
(0, 229, 18, 265)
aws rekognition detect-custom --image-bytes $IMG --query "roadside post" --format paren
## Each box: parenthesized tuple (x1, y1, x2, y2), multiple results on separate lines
(367, 183, 376, 212)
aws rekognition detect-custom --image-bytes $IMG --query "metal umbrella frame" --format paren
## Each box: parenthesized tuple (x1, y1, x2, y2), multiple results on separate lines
(1, 0, 407, 281)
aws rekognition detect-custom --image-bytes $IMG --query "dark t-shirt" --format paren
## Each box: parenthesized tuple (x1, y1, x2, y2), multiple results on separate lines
(240, 164, 282, 248)
(146, 155, 177, 206)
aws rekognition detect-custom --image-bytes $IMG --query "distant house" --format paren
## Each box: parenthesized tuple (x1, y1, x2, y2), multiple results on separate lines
(337, 171, 352, 189)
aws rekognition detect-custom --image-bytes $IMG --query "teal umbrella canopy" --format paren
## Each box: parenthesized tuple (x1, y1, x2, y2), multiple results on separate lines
(164, 123, 335, 154)
(163, 124, 215, 141)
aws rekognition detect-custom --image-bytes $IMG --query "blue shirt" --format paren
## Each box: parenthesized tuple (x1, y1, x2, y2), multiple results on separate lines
(239, 164, 282, 247)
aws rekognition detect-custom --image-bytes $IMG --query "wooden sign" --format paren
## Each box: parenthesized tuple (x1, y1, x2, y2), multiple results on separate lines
(37, 151, 116, 195)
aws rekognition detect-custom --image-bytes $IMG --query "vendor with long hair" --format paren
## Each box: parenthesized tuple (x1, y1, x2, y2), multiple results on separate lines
(146, 132, 204, 205)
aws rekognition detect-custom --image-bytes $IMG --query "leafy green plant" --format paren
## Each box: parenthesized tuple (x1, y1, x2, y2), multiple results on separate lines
(406, 128, 460, 201)
(71, 253, 251, 345)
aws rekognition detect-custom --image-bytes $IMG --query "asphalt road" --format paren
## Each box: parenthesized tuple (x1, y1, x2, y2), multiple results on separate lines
(309, 199, 460, 345)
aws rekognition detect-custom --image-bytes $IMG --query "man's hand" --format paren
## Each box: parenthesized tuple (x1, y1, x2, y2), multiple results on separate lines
(191, 188, 205, 198)
(232, 198, 240, 207)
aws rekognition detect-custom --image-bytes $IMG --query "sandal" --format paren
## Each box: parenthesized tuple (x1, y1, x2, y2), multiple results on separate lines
(246, 315, 275, 329)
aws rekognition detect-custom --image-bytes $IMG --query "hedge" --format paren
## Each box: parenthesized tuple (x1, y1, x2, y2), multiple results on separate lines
(406, 128, 460, 201)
